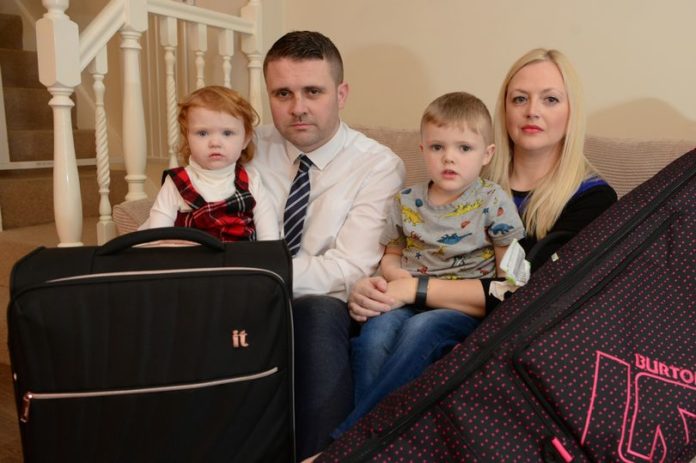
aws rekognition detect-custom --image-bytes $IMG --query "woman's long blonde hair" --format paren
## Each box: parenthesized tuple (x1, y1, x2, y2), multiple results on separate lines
(484, 48, 594, 239)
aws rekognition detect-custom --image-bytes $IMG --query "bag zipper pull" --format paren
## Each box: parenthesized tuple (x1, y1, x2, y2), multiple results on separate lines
(21, 392, 32, 423)
(541, 435, 573, 462)
(550, 436, 573, 462)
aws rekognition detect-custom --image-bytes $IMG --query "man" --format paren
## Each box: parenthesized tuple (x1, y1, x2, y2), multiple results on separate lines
(251, 31, 405, 460)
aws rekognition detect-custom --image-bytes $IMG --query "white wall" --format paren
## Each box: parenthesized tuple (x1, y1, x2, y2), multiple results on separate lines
(279, 0, 696, 140)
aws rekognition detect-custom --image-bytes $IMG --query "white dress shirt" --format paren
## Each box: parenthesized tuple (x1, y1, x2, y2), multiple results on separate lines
(252, 122, 406, 301)
(141, 160, 280, 241)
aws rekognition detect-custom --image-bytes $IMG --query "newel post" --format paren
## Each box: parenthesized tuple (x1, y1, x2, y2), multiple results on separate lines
(37, 0, 83, 246)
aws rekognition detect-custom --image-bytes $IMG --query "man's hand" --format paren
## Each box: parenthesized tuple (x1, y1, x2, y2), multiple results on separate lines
(347, 276, 395, 322)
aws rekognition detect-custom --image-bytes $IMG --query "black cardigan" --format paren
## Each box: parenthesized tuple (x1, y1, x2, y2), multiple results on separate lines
(483, 183, 618, 312)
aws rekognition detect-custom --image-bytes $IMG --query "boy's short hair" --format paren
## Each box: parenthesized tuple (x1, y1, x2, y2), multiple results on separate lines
(263, 31, 344, 85)
(421, 92, 493, 145)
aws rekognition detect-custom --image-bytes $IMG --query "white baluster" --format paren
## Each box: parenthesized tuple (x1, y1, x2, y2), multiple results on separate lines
(90, 47, 116, 244)
(37, 0, 83, 246)
(190, 23, 207, 89)
(118, 0, 148, 201)
(219, 29, 234, 88)
(160, 16, 179, 169)
(120, 19, 148, 201)
(241, 0, 263, 117)
(180, 0, 195, 97)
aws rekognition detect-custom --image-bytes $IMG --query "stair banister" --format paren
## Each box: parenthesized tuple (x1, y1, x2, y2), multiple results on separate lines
(190, 23, 208, 90)
(78, 0, 125, 71)
(120, 0, 148, 202)
(241, 0, 263, 115)
(159, 16, 179, 170)
(38, 0, 264, 246)
(147, 0, 255, 33)
(37, 0, 84, 247)
(219, 29, 235, 88)
(90, 47, 117, 244)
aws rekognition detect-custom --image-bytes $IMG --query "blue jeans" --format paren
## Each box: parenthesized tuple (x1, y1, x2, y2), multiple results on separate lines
(292, 295, 356, 461)
(332, 306, 480, 438)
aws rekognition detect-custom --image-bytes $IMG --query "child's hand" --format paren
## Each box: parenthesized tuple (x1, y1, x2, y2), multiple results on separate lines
(385, 277, 417, 308)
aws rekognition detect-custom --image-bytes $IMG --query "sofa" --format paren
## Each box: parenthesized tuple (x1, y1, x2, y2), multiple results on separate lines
(112, 128, 695, 234)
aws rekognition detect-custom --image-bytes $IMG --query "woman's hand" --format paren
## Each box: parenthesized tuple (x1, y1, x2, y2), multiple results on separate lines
(347, 276, 397, 322)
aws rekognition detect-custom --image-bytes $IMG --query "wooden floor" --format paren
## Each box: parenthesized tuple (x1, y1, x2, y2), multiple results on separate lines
(0, 363, 21, 462)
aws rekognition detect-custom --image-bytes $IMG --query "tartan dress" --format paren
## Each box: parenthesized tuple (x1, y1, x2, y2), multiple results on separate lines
(166, 163, 256, 242)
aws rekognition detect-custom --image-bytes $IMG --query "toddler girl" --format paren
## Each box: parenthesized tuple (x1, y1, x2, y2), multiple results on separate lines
(142, 85, 278, 241)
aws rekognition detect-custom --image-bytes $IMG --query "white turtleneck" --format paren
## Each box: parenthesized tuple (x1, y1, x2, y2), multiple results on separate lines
(141, 160, 280, 240)
(185, 159, 239, 202)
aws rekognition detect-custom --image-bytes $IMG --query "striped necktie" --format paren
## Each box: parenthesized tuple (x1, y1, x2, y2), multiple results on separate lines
(283, 154, 313, 256)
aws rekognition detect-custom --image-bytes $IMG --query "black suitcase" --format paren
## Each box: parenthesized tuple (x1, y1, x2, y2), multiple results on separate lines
(320, 150, 696, 462)
(7, 227, 294, 462)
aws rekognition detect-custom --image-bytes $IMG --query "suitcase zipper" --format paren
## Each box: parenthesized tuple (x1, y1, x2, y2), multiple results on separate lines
(20, 366, 278, 423)
(342, 156, 695, 462)
(45, 266, 284, 283)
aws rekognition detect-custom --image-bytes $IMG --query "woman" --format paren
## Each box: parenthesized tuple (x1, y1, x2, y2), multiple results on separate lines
(342, 48, 617, 434)
(489, 48, 617, 272)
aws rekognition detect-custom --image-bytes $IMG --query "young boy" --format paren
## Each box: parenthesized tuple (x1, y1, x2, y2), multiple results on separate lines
(333, 91, 525, 438)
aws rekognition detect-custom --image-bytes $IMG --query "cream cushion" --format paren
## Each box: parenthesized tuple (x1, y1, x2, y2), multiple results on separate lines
(583, 136, 694, 197)
(112, 198, 154, 236)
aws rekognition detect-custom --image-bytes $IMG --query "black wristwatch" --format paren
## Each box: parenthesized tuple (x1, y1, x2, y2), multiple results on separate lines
(415, 275, 429, 310)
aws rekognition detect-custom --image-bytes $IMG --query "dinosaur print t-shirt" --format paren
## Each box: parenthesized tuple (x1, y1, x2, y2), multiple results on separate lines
(380, 178, 525, 279)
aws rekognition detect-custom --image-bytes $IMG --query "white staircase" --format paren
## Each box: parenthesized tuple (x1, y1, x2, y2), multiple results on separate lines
(32, 0, 263, 246)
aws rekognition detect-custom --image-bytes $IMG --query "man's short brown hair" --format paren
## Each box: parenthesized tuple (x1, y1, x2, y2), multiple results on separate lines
(263, 31, 344, 84)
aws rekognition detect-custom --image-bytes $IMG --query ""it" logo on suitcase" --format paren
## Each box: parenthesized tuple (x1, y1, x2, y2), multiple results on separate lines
(231, 330, 249, 348)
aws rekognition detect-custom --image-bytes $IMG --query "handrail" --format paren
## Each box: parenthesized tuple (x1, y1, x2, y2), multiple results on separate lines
(78, 0, 124, 71)
(79, 0, 256, 73)
(147, 0, 255, 33)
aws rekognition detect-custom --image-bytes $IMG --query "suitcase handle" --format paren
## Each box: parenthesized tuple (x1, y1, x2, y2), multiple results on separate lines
(97, 227, 225, 255)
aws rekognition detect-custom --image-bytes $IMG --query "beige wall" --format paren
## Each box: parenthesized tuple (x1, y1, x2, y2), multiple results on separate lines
(279, 0, 696, 141)
(17, 1, 694, 147)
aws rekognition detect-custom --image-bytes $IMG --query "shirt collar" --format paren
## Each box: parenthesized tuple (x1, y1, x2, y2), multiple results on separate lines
(284, 122, 347, 170)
